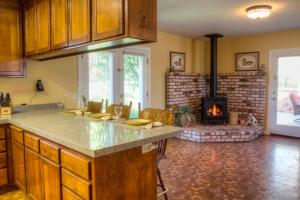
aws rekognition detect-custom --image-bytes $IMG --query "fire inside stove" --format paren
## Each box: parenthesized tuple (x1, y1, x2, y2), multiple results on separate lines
(207, 104, 223, 117)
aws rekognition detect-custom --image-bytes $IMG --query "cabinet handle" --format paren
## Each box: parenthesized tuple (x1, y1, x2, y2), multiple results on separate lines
(141, 15, 147, 28)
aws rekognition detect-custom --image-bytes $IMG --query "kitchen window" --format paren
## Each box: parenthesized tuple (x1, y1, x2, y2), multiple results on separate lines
(78, 47, 151, 118)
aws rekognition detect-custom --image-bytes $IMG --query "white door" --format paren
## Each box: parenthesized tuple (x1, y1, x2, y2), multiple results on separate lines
(269, 48, 300, 137)
(121, 50, 149, 118)
(79, 47, 150, 118)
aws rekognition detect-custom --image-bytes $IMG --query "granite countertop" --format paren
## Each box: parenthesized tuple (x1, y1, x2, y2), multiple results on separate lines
(0, 109, 182, 158)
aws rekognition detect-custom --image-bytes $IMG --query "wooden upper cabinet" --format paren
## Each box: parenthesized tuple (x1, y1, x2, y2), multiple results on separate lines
(128, 0, 157, 42)
(24, 0, 50, 56)
(36, 0, 51, 53)
(68, 0, 91, 46)
(0, 2, 25, 77)
(51, 0, 68, 50)
(92, 0, 125, 41)
(24, 0, 36, 56)
(27, 0, 157, 60)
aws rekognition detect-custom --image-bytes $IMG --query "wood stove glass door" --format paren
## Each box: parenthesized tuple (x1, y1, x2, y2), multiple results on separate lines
(269, 48, 300, 137)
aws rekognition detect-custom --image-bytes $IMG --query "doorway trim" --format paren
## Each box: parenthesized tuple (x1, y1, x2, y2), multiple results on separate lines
(268, 47, 300, 136)
(77, 45, 151, 108)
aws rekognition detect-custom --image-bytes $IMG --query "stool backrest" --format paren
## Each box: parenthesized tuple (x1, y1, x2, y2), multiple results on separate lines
(87, 100, 104, 113)
(138, 107, 173, 125)
(138, 107, 174, 158)
(106, 101, 132, 119)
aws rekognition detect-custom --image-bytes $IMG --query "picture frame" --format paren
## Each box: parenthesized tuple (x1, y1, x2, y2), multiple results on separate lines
(235, 52, 259, 71)
(170, 52, 185, 72)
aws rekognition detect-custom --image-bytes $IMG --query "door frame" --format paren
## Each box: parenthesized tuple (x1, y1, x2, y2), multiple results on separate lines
(77, 46, 151, 109)
(268, 47, 300, 137)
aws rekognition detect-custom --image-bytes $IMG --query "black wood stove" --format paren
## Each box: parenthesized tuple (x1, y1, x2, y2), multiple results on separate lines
(202, 34, 228, 124)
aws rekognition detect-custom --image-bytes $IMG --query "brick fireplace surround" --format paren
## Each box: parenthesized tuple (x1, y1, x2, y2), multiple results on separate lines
(166, 71, 267, 143)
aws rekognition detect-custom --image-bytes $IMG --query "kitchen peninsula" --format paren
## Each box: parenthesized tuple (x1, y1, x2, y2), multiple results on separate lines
(0, 108, 182, 200)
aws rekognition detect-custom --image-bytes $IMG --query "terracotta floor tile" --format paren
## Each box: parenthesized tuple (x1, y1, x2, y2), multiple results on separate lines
(158, 135, 300, 200)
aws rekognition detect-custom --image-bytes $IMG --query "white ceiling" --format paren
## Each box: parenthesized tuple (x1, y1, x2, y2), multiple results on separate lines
(158, 0, 300, 38)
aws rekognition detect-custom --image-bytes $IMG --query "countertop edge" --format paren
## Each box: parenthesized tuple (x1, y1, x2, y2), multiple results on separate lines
(0, 118, 182, 158)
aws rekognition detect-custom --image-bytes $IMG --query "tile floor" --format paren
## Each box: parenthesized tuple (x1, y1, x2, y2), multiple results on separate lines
(1, 135, 300, 200)
(158, 135, 300, 200)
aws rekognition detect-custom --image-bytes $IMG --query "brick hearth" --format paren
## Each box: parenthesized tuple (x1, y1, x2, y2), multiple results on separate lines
(166, 71, 267, 126)
(166, 71, 267, 143)
(179, 125, 264, 143)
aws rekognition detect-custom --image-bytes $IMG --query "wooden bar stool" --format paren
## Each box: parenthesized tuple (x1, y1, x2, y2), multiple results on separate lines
(138, 105, 174, 200)
(86, 99, 104, 113)
(156, 139, 169, 200)
(105, 100, 132, 119)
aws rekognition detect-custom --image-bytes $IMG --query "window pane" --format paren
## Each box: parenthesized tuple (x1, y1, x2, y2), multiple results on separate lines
(124, 54, 144, 118)
(88, 52, 113, 103)
(277, 56, 300, 127)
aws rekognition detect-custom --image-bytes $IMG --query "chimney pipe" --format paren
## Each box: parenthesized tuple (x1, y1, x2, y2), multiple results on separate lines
(205, 33, 223, 97)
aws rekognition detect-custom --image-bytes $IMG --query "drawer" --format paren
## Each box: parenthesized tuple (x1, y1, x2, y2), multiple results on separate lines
(0, 140, 6, 152)
(24, 132, 40, 153)
(62, 169, 91, 200)
(0, 152, 7, 168)
(61, 149, 91, 180)
(40, 140, 60, 164)
(0, 127, 5, 139)
(0, 168, 8, 186)
(11, 125, 24, 144)
(62, 186, 84, 200)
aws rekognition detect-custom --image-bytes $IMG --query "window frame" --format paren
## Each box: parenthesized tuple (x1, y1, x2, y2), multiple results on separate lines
(77, 46, 151, 110)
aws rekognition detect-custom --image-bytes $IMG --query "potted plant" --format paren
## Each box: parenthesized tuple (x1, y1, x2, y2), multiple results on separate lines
(174, 105, 196, 127)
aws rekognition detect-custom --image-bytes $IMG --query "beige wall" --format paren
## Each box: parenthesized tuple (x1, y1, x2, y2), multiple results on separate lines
(203, 29, 300, 74)
(0, 56, 78, 108)
(144, 31, 205, 109)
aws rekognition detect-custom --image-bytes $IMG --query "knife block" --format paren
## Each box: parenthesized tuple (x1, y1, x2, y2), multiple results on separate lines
(0, 105, 13, 115)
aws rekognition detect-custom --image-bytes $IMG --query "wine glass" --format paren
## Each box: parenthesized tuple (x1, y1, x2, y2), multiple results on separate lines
(58, 102, 64, 112)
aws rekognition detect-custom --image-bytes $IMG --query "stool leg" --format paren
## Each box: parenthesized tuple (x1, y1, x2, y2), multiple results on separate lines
(157, 167, 168, 200)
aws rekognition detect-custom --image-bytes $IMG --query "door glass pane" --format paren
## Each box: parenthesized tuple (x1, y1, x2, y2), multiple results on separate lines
(123, 54, 144, 118)
(277, 56, 300, 127)
(88, 52, 113, 104)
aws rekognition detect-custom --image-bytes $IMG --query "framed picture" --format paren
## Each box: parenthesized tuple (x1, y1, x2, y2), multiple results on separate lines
(170, 52, 185, 72)
(235, 52, 259, 71)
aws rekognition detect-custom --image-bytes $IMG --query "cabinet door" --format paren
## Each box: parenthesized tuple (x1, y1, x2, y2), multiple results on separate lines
(41, 157, 61, 200)
(25, 148, 43, 200)
(36, 0, 50, 53)
(128, 0, 157, 41)
(12, 141, 26, 192)
(24, 0, 36, 56)
(51, 0, 68, 50)
(0, 4, 24, 77)
(68, 0, 90, 46)
(92, 0, 125, 41)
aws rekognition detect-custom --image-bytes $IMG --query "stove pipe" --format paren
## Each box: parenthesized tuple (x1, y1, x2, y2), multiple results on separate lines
(205, 33, 224, 97)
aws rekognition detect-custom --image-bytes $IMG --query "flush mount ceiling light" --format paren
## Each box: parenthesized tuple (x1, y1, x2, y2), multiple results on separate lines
(246, 5, 272, 19)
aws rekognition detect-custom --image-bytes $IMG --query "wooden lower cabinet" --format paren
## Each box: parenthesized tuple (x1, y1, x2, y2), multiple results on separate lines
(62, 186, 84, 200)
(62, 169, 91, 200)
(12, 140, 26, 192)
(6, 126, 157, 200)
(40, 157, 61, 200)
(25, 148, 43, 200)
(0, 168, 8, 186)
(0, 140, 6, 152)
